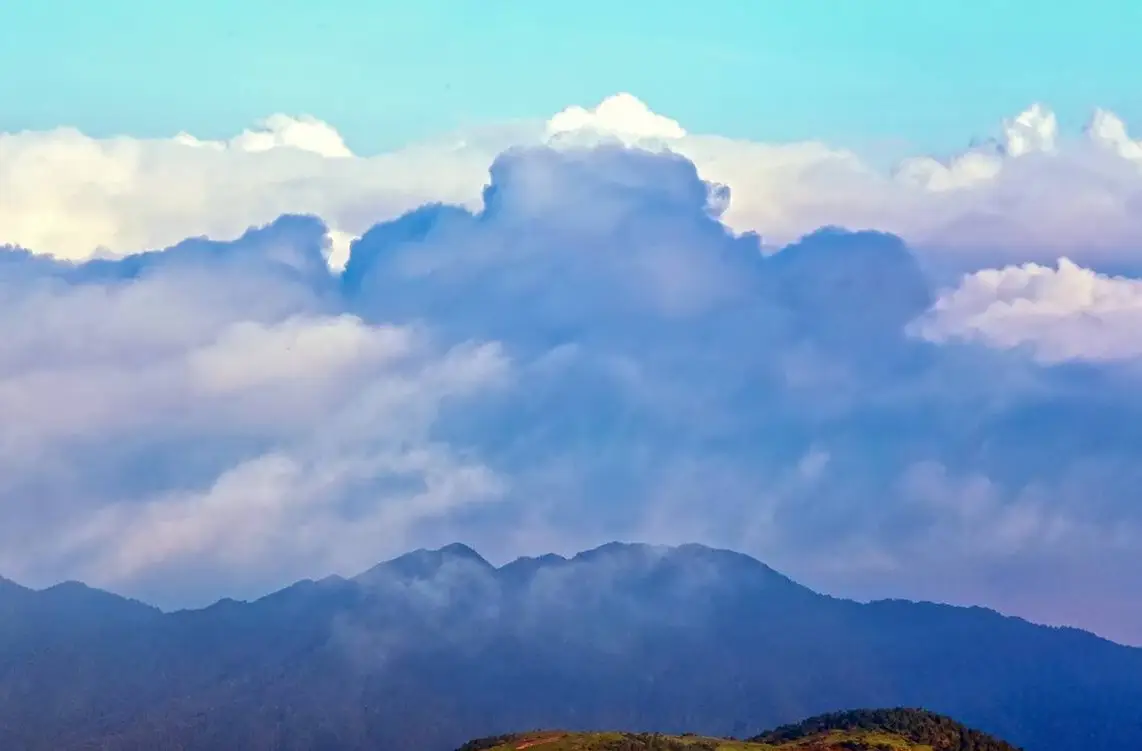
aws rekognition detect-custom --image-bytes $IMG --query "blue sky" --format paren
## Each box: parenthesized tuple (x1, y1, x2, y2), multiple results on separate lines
(3, 0, 1141, 152)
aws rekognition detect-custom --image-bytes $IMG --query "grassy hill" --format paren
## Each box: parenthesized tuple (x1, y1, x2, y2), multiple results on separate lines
(458, 709, 1022, 751)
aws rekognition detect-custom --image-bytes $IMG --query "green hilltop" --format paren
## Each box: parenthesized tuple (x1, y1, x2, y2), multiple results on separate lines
(457, 709, 1021, 751)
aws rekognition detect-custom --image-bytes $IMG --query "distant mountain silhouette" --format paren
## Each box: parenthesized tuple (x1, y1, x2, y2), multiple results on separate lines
(1, 542, 1139, 751)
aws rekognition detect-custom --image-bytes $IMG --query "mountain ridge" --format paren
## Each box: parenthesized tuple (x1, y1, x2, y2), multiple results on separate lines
(1, 541, 1140, 751)
(0, 542, 1128, 646)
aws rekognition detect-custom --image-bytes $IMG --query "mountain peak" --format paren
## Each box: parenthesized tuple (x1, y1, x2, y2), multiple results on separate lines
(0, 575, 30, 598)
(571, 541, 669, 561)
(35, 580, 159, 617)
(437, 542, 488, 561)
(356, 543, 493, 584)
(570, 541, 787, 573)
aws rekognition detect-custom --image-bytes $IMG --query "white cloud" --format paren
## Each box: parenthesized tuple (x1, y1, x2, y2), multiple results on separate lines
(892, 103, 1058, 192)
(224, 114, 348, 157)
(1002, 102, 1059, 157)
(1087, 108, 1142, 162)
(914, 258, 1142, 363)
(174, 114, 354, 158)
(546, 92, 687, 142)
(894, 148, 1004, 192)
(325, 228, 357, 271)
(0, 123, 502, 261)
(7, 94, 1142, 265)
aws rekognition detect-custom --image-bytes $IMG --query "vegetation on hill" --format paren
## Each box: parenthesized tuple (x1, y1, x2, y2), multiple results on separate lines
(750, 708, 1021, 750)
(458, 709, 1022, 751)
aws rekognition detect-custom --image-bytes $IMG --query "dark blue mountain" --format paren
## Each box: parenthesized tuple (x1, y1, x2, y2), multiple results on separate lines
(0, 542, 1138, 751)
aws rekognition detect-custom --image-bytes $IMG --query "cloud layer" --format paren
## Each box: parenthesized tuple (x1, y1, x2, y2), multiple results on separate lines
(3, 96, 1142, 646)
(8, 93, 1142, 267)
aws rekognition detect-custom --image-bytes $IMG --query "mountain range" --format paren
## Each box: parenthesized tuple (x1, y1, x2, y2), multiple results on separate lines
(1, 542, 1140, 751)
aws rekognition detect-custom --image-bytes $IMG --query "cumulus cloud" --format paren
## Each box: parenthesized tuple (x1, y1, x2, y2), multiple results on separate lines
(175, 114, 355, 158)
(891, 105, 1059, 192)
(8, 93, 1142, 267)
(915, 258, 1142, 363)
(547, 92, 687, 142)
(1086, 108, 1142, 162)
(0, 121, 503, 263)
(2, 112, 1142, 646)
(0, 215, 510, 604)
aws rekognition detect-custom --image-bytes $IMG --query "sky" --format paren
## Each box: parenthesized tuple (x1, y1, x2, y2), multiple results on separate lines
(3, 0, 1142, 153)
(5, 3, 1142, 648)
